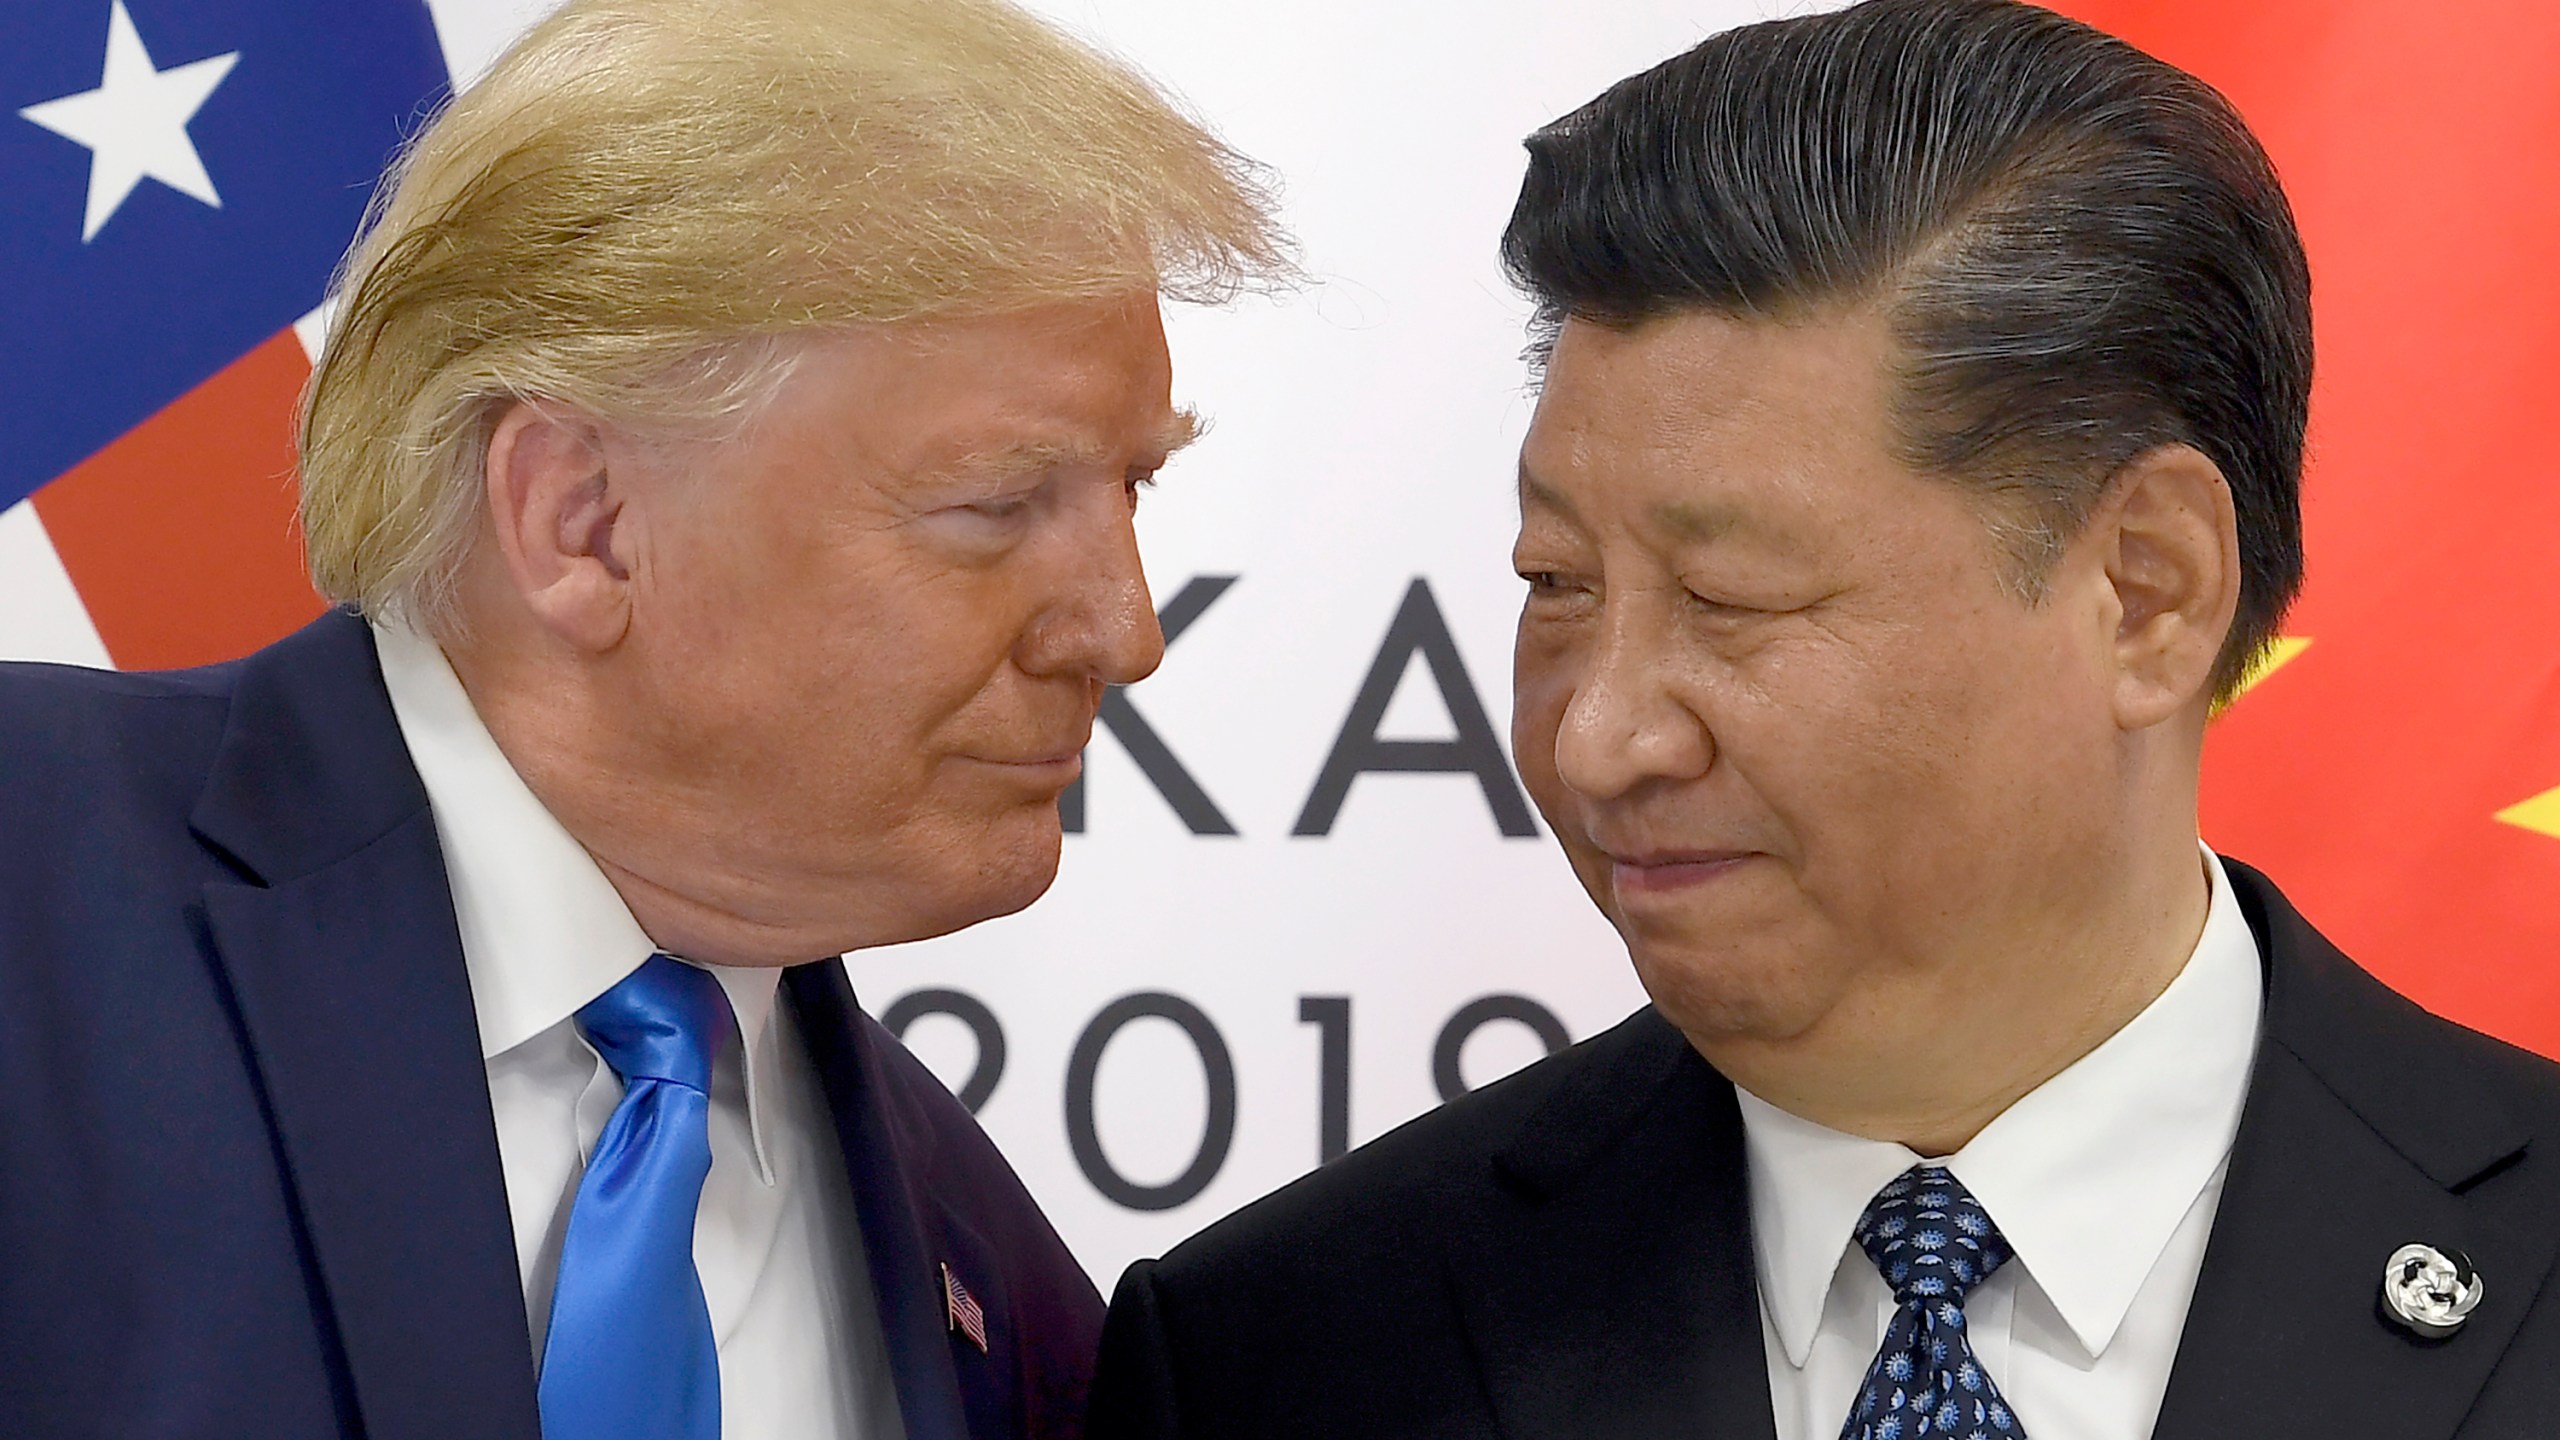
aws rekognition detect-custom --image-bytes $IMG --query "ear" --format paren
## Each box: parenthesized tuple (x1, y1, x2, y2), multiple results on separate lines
(2093, 443, 2240, 730)
(482, 401, 636, 653)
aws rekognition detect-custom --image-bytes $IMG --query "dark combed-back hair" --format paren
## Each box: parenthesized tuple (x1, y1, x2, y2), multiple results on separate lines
(1499, 0, 2311, 698)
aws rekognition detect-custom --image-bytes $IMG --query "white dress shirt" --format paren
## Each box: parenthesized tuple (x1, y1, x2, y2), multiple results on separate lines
(374, 623, 904, 1440)
(1740, 848, 2263, 1440)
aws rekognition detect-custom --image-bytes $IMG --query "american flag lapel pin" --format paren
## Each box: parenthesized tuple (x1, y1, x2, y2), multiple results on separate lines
(943, 1262, 989, 1353)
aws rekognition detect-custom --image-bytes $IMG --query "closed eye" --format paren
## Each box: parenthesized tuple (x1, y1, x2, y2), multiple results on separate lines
(1685, 586, 1834, 619)
(1686, 591, 1762, 614)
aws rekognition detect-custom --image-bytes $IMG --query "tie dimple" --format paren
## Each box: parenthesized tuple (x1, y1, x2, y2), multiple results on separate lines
(537, 954, 731, 1440)
(577, 952, 728, 1092)
(1839, 1165, 2029, 1440)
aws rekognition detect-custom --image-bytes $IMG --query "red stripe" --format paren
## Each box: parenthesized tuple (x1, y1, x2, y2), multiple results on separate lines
(33, 329, 326, 671)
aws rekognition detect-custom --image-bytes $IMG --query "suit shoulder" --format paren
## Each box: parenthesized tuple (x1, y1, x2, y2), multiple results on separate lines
(2237, 857, 2560, 1186)
(0, 659, 235, 826)
(0, 655, 236, 704)
(2385, 992, 2560, 1117)
(2258, 887, 2560, 1112)
(1148, 1006, 1677, 1284)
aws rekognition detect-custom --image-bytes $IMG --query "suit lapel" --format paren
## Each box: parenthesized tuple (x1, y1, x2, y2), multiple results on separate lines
(934, 1202, 1025, 1439)
(191, 614, 538, 1440)
(2154, 862, 2557, 1439)
(787, 959, 978, 1440)
(1447, 1012, 1777, 1440)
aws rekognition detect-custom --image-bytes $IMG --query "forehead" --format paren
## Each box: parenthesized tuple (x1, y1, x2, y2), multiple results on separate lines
(1518, 307, 1906, 532)
(757, 297, 1184, 477)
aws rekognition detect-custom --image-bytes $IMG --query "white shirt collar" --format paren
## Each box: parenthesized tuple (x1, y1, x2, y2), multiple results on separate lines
(1738, 846, 2263, 1367)
(372, 621, 788, 1183)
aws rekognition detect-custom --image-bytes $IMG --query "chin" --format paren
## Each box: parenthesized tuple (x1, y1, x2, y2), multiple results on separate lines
(1623, 934, 1835, 1045)
(974, 850, 1061, 923)
(935, 809, 1067, 932)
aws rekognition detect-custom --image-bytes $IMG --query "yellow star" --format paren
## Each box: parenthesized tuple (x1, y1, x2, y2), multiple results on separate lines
(2495, 786, 2560, 843)
(2213, 635, 2311, 716)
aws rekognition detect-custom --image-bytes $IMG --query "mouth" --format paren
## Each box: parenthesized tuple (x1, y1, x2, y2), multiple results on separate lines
(976, 750, 1083, 771)
(962, 747, 1087, 788)
(1607, 849, 1759, 897)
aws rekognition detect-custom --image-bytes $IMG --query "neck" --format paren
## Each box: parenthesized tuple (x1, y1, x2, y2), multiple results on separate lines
(441, 625, 835, 970)
(1702, 837, 2213, 1157)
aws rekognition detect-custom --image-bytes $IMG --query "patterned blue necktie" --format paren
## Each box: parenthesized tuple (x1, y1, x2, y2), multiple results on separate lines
(1840, 1166, 2029, 1440)
(537, 955, 730, 1440)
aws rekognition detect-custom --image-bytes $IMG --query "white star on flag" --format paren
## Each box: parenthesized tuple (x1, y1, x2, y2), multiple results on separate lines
(18, 1, 241, 243)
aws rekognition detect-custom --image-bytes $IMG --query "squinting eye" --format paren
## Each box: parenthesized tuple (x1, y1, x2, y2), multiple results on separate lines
(968, 496, 1033, 521)
(1125, 469, 1159, 505)
(1518, 570, 1564, 590)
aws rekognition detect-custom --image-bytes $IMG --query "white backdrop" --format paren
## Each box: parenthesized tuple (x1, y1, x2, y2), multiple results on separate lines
(0, 0, 1842, 1287)
(847, 0, 1809, 1285)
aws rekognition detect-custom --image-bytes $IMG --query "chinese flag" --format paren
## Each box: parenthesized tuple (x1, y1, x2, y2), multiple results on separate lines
(2049, 1, 2560, 1053)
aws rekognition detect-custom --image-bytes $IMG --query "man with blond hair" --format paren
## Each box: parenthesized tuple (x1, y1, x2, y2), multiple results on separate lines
(0, 2, 1282, 1438)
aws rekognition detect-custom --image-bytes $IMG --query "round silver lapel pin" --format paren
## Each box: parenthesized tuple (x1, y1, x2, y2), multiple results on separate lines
(2382, 1243, 2484, 1339)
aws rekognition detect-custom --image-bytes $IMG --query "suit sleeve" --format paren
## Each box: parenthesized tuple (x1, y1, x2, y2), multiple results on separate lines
(1083, 1259, 1184, 1440)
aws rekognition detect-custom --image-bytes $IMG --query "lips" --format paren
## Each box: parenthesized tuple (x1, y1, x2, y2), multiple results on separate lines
(980, 749, 1085, 768)
(1607, 848, 1758, 895)
(966, 721, 1095, 770)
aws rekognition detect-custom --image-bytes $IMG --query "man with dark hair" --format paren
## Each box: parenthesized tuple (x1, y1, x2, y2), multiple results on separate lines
(1085, 2, 2560, 1437)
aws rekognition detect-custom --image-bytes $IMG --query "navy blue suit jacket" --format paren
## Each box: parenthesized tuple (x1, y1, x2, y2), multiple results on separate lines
(0, 611, 1102, 1440)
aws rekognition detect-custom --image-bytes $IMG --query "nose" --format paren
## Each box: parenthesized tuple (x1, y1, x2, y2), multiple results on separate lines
(1549, 601, 1714, 801)
(1016, 485, 1165, 686)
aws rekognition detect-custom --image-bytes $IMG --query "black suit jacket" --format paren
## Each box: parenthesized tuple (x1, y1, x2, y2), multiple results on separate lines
(1088, 862, 2560, 1438)
(0, 611, 1101, 1440)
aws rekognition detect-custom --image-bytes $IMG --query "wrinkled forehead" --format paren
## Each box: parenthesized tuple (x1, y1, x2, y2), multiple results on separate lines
(717, 299, 1192, 484)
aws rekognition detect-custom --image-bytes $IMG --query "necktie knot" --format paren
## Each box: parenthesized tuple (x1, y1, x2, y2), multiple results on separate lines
(576, 954, 730, 1093)
(1853, 1165, 2014, 1309)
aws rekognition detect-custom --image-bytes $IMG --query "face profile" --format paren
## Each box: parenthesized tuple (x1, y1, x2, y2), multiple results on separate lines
(473, 296, 1189, 956)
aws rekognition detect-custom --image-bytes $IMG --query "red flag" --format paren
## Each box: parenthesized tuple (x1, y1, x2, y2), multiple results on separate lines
(2049, 0, 2560, 1053)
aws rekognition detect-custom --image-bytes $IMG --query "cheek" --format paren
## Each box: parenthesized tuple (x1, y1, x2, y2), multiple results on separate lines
(1512, 620, 1624, 915)
(1756, 602, 2112, 920)
(1510, 620, 1577, 815)
(778, 525, 1025, 699)
(648, 541, 1024, 803)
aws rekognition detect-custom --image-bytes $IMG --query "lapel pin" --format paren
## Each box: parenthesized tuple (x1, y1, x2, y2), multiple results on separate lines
(943, 1262, 990, 1353)
(2381, 1243, 2484, 1339)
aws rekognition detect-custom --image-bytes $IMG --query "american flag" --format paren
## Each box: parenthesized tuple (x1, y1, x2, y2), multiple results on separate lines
(2, 0, 448, 670)
(942, 1262, 989, 1353)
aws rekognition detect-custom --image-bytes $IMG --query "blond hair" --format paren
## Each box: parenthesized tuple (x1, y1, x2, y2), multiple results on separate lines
(300, 0, 1288, 631)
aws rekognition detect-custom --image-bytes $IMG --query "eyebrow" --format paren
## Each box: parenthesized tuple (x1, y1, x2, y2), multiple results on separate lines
(1648, 498, 1755, 544)
(1519, 465, 1765, 547)
(1517, 464, 1578, 523)
(938, 408, 1204, 487)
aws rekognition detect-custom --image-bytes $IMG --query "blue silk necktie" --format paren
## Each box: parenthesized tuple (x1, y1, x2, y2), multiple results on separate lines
(537, 955, 730, 1440)
(1840, 1166, 2030, 1440)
